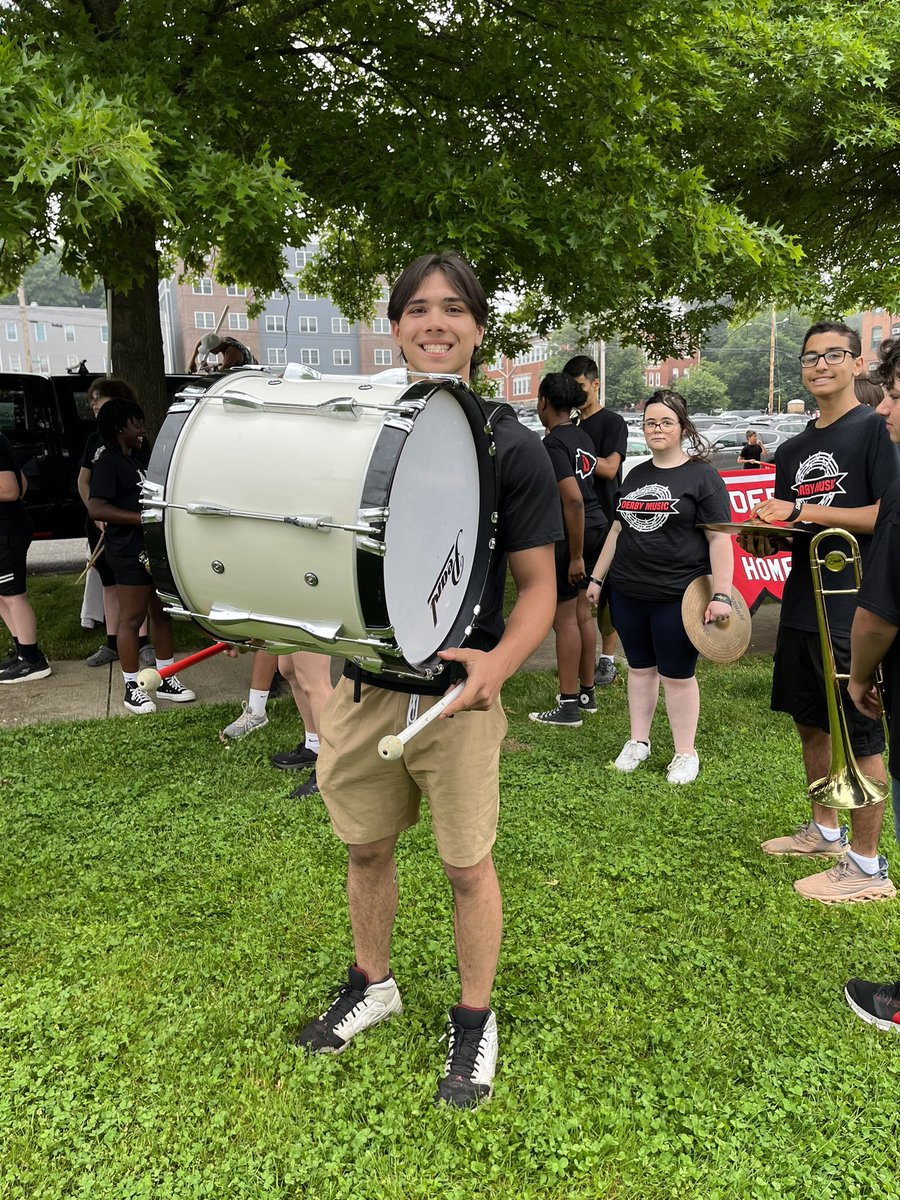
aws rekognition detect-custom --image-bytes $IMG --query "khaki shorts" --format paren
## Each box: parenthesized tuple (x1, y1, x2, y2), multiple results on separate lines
(317, 677, 508, 868)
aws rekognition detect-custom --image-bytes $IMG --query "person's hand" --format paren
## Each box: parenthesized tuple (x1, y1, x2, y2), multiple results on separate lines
(436, 647, 507, 715)
(586, 579, 601, 606)
(849, 677, 882, 720)
(94, 520, 105, 532)
(568, 556, 585, 587)
(703, 599, 733, 625)
(737, 529, 781, 557)
(753, 497, 794, 523)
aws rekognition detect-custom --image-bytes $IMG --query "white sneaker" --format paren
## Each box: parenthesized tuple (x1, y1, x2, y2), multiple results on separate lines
(155, 675, 196, 703)
(295, 965, 402, 1054)
(614, 739, 651, 772)
(435, 1009, 498, 1108)
(222, 702, 269, 739)
(124, 681, 156, 714)
(667, 752, 700, 784)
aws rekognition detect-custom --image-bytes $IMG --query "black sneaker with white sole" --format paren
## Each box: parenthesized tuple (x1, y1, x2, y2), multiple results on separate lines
(271, 743, 318, 770)
(0, 647, 19, 672)
(435, 1007, 498, 1108)
(124, 681, 156, 714)
(578, 685, 597, 713)
(0, 655, 52, 684)
(295, 965, 402, 1053)
(528, 697, 582, 727)
(288, 770, 319, 799)
(844, 978, 900, 1032)
(155, 675, 196, 702)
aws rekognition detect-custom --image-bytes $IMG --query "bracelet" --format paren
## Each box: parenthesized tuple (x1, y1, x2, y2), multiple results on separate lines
(589, 576, 604, 587)
(786, 498, 805, 523)
(711, 593, 733, 606)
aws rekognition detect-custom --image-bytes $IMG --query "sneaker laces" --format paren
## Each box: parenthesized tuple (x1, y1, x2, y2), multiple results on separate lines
(441, 1019, 487, 1080)
(127, 683, 152, 702)
(317, 978, 367, 1025)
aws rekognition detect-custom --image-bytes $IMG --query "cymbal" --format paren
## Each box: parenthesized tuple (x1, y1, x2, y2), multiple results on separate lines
(702, 520, 795, 540)
(681, 576, 752, 664)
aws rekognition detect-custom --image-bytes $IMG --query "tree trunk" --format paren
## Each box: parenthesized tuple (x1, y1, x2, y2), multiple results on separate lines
(106, 210, 168, 435)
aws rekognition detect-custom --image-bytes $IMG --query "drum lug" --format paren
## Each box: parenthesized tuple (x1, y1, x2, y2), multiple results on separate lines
(359, 506, 389, 524)
(384, 416, 415, 434)
(357, 536, 386, 557)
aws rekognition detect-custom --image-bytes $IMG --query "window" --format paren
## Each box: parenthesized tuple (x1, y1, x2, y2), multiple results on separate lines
(892, 324, 900, 337)
(66, 355, 79, 368)
(378, 286, 390, 303)
(192, 278, 213, 295)
(64, 325, 76, 342)
(296, 291, 316, 301)
(682, 368, 689, 379)
(298, 316, 318, 334)
(512, 375, 531, 397)
(374, 349, 392, 366)
(512, 343, 549, 368)
(7, 354, 21, 371)
(34, 323, 47, 343)
(228, 313, 248, 331)
(226, 285, 247, 297)
(372, 318, 391, 334)
(672, 367, 679, 380)
(300, 349, 320, 365)
(295, 249, 315, 269)
(333, 349, 352, 367)
(194, 312, 215, 329)
(267, 347, 286, 366)
(265, 315, 285, 333)
(332, 317, 350, 334)
(100, 325, 108, 344)
(872, 326, 883, 347)
(5, 323, 17, 342)
(33, 355, 50, 373)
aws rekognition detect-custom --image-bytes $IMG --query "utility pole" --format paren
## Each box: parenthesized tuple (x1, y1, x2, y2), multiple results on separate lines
(17, 283, 32, 374)
(768, 305, 776, 415)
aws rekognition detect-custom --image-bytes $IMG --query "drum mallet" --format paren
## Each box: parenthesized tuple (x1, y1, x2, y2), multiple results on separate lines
(377, 683, 465, 761)
(137, 641, 230, 692)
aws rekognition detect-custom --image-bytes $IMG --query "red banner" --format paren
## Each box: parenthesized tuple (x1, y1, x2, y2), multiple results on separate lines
(720, 467, 790, 613)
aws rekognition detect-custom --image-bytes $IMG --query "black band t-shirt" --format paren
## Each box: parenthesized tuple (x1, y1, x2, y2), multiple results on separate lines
(579, 408, 628, 523)
(541, 423, 608, 542)
(88, 446, 147, 563)
(0, 434, 33, 536)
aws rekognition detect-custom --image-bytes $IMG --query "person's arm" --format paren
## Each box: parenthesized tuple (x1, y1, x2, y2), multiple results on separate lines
(437, 543, 557, 716)
(849, 607, 897, 719)
(753, 496, 880, 535)
(703, 529, 735, 624)
(86, 496, 141, 526)
(0, 468, 22, 502)
(558, 476, 586, 585)
(585, 521, 622, 605)
(77, 466, 92, 509)
(593, 450, 623, 481)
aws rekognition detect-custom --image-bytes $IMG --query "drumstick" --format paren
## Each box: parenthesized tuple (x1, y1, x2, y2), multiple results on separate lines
(137, 641, 230, 691)
(377, 683, 466, 761)
(76, 533, 105, 585)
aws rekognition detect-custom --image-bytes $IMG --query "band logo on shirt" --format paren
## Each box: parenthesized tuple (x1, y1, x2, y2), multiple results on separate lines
(791, 452, 847, 507)
(618, 484, 680, 533)
(575, 448, 597, 481)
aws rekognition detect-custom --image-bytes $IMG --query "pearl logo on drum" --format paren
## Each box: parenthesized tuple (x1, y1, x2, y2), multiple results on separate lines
(427, 531, 465, 627)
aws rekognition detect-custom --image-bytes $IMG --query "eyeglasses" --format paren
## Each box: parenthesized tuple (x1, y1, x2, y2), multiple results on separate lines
(798, 349, 855, 368)
(643, 418, 679, 431)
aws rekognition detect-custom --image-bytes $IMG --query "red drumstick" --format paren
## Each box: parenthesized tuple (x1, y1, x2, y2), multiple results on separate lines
(137, 641, 229, 691)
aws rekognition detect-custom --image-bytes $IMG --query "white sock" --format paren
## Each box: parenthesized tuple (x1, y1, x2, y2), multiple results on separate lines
(600, 654, 614, 664)
(848, 850, 880, 875)
(248, 688, 269, 717)
(815, 822, 843, 843)
(305, 732, 320, 753)
(122, 671, 138, 685)
(156, 657, 175, 670)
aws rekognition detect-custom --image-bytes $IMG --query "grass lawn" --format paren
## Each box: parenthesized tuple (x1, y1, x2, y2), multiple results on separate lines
(2, 657, 899, 1198)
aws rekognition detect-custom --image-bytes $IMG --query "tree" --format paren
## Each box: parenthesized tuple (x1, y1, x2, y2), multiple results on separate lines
(0, 250, 105, 307)
(604, 344, 650, 412)
(676, 361, 730, 413)
(701, 311, 810, 412)
(2, 1, 898, 429)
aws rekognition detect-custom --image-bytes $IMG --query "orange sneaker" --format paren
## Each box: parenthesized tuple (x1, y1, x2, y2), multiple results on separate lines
(794, 856, 896, 905)
(760, 820, 847, 858)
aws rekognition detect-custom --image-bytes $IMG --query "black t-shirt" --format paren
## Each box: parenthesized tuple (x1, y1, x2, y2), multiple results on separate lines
(0, 433, 33, 535)
(541, 423, 608, 546)
(740, 442, 763, 468)
(856, 477, 900, 779)
(609, 458, 731, 601)
(352, 405, 563, 692)
(775, 405, 900, 634)
(88, 446, 146, 562)
(81, 430, 151, 473)
(579, 408, 628, 523)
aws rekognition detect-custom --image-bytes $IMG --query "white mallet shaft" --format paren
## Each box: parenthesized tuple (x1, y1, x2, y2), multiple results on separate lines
(377, 682, 466, 761)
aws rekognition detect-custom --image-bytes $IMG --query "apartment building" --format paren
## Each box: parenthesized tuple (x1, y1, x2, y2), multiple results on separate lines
(0, 305, 109, 375)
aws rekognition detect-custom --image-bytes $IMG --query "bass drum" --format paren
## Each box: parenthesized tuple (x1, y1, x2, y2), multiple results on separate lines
(142, 371, 498, 677)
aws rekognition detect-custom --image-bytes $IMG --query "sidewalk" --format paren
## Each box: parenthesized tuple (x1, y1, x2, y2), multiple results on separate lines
(0, 604, 781, 731)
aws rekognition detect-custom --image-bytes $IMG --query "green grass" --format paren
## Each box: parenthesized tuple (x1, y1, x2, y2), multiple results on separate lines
(2, 660, 900, 1198)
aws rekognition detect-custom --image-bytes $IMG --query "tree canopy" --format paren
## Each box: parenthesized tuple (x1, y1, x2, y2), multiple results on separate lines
(1, 0, 899, 425)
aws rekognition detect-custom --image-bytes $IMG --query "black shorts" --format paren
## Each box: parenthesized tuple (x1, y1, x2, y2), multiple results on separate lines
(86, 520, 115, 588)
(0, 530, 31, 596)
(608, 586, 699, 679)
(772, 626, 886, 757)
(555, 527, 605, 603)
(105, 545, 153, 588)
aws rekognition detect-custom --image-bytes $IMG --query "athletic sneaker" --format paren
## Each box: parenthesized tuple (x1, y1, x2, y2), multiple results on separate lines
(155, 675, 196, 703)
(0, 647, 20, 672)
(0, 655, 52, 684)
(594, 658, 618, 687)
(295, 965, 402, 1054)
(435, 1008, 498, 1108)
(271, 743, 318, 770)
(85, 644, 118, 667)
(578, 685, 597, 714)
(289, 770, 319, 799)
(614, 739, 650, 772)
(222, 703, 269, 739)
(793, 855, 896, 905)
(124, 681, 156, 714)
(844, 978, 900, 1032)
(528, 698, 582, 727)
(666, 753, 700, 784)
(760, 820, 848, 858)
(138, 644, 156, 669)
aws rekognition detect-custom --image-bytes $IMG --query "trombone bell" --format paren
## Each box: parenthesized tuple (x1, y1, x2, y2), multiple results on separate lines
(809, 768, 889, 811)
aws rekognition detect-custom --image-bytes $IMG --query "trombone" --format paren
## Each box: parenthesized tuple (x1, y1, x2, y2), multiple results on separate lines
(809, 527, 889, 810)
